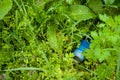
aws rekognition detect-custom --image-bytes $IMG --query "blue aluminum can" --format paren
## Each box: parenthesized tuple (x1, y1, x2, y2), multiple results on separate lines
(74, 39, 90, 61)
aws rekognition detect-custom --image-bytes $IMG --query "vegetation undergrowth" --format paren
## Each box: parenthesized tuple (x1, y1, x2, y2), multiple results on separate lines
(0, 0, 120, 80)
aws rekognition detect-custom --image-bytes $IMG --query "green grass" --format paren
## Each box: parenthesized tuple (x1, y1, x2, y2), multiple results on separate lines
(0, 0, 120, 80)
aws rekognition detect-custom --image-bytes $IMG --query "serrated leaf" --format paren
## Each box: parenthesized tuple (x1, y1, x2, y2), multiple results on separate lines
(96, 63, 114, 79)
(99, 14, 115, 26)
(91, 31, 99, 39)
(97, 23, 106, 28)
(94, 48, 101, 59)
(99, 51, 111, 62)
(94, 48, 111, 63)
(69, 5, 96, 21)
(110, 35, 119, 45)
(99, 14, 109, 22)
(0, 0, 12, 20)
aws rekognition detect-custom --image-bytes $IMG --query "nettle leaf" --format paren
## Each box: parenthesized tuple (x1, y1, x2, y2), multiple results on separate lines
(0, 0, 12, 20)
(69, 5, 96, 21)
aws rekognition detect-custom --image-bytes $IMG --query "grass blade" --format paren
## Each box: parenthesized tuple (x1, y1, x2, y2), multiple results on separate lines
(0, 67, 47, 72)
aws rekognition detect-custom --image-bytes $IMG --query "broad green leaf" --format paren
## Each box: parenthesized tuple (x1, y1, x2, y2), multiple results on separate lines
(57, 32, 64, 53)
(0, 0, 12, 20)
(103, 0, 115, 5)
(113, 0, 120, 7)
(87, 0, 103, 14)
(69, 5, 96, 21)
(66, 0, 74, 5)
(47, 26, 58, 51)
(47, 25, 63, 53)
